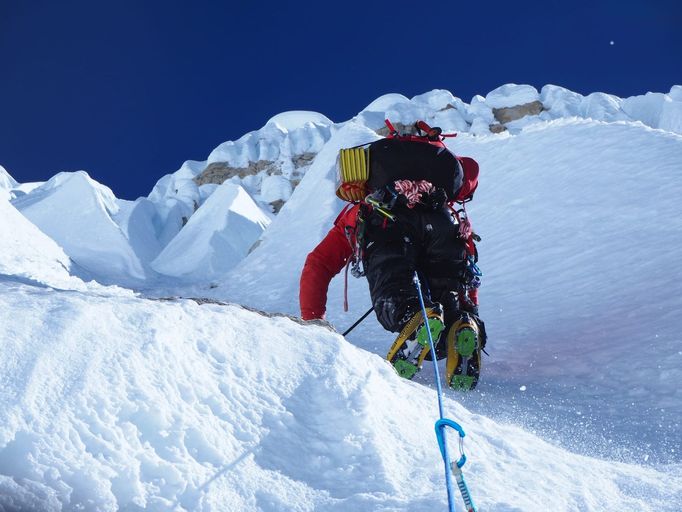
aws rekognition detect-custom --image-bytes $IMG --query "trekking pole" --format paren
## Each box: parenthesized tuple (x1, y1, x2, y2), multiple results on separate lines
(342, 306, 374, 336)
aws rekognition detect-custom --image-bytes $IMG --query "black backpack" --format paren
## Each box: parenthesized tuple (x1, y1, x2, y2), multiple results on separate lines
(336, 120, 469, 203)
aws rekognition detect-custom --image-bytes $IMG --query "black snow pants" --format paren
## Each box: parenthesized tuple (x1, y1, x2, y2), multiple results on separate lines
(363, 205, 468, 333)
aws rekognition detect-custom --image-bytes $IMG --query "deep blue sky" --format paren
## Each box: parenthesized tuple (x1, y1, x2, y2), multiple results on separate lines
(2, 0, 680, 199)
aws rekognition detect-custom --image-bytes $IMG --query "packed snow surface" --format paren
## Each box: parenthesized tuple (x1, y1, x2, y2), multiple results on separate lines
(0, 284, 680, 511)
(1, 84, 682, 511)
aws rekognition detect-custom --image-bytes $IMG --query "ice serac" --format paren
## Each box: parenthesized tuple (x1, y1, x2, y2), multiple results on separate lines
(0, 197, 83, 289)
(206, 112, 332, 174)
(113, 197, 164, 265)
(11, 171, 147, 284)
(620, 87, 682, 133)
(146, 115, 332, 232)
(151, 182, 270, 281)
(143, 85, 682, 233)
(147, 159, 204, 247)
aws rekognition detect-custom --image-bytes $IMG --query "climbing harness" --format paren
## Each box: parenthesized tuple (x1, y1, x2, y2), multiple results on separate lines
(413, 272, 478, 512)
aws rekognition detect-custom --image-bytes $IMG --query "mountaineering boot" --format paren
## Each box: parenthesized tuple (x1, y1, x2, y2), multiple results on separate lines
(386, 305, 445, 380)
(445, 312, 482, 391)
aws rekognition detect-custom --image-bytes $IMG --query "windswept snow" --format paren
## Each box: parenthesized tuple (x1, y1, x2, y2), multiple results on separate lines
(0, 285, 679, 511)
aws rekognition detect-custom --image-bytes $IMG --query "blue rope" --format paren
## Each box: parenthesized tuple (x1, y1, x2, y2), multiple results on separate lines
(412, 272, 457, 512)
(413, 272, 478, 512)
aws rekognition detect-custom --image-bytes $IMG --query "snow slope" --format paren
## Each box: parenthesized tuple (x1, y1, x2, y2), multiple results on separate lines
(450, 119, 682, 459)
(0, 284, 679, 511)
(207, 114, 682, 464)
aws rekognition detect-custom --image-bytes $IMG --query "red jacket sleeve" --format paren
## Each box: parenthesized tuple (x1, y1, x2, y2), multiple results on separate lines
(299, 207, 356, 320)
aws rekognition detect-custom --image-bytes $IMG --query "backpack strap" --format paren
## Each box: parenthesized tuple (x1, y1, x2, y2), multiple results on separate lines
(384, 119, 399, 138)
(415, 120, 442, 141)
(415, 120, 458, 140)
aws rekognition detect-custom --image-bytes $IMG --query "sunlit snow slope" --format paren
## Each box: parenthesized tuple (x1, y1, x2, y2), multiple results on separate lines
(0, 285, 680, 511)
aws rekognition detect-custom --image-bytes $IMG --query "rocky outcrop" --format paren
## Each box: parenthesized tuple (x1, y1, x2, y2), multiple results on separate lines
(269, 199, 285, 214)
(492, 100, 544, 124)
(292, 152, 316, 169)
(193, 161, 276, 186)
(193, 152, 317, 188)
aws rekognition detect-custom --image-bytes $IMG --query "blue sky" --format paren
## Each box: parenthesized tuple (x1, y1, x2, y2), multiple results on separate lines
(1, 0, 680, 199)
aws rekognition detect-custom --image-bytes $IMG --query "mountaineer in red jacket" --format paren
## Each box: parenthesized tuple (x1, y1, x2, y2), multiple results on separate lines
(299, 120, 485, 390)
